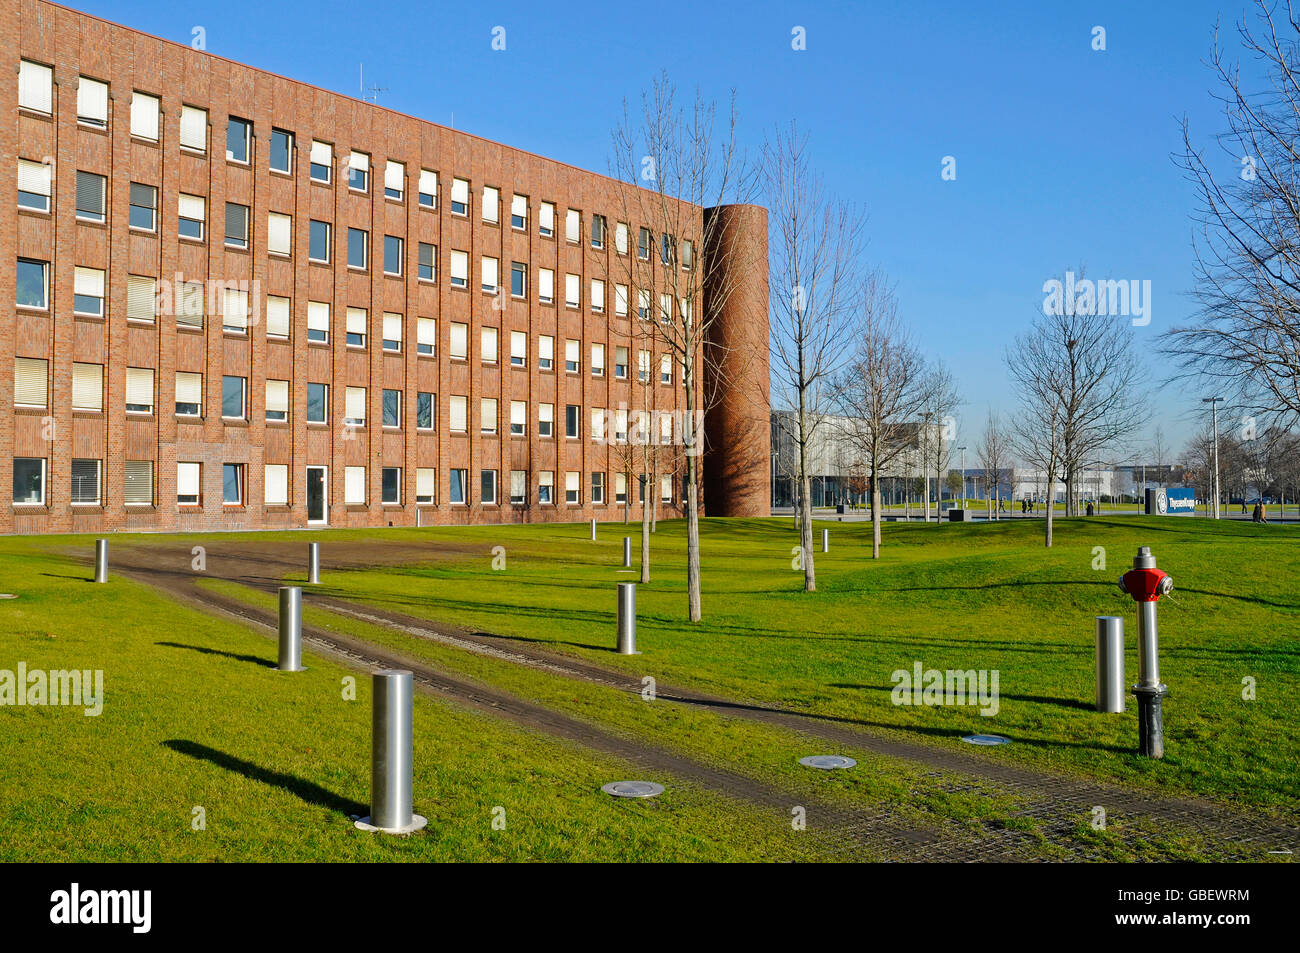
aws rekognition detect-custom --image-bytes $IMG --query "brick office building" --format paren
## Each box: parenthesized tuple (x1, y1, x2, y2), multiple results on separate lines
(2, 0, 770, 534)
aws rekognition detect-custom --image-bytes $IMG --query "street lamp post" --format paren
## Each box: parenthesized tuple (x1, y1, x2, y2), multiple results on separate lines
(958, 445, 967, 510)
(1203, 397, 1222, 519)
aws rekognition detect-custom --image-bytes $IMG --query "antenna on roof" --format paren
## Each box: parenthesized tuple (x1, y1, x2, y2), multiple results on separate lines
(359, 63, 387, 104)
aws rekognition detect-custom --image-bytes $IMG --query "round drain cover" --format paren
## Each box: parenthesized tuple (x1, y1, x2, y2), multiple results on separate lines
(0, 594, 17, 600)
(962, 734, 1011, 746)
(799, 755, 857, 770)
(602, 781, 665, 799)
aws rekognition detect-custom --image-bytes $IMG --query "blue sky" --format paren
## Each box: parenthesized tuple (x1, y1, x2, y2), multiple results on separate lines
(75, 0, 1260, 454)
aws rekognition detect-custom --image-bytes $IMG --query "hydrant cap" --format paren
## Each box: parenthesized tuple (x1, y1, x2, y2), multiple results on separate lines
(1133, 546, 1156, 570)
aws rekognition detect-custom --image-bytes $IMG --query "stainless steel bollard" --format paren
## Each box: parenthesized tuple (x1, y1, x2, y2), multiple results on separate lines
(308, 542, 320, 585)
(590, 518, 597, 541)
(617, 582, 639, 654)
(277, 586, 304, 672)
(1094, 616, 1125, 713)
(93, 538, 108, 584)
(357, 670, 427, 833)
(822, 528, 829, 553)
(623, 536, 632, 568)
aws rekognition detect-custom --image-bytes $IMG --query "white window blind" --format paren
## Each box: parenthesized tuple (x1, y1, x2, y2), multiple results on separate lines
(451, 178, 469, 206)
(539, 202, 555, 232)
(481, 326, 498, 361)
(417, 468, 436, 501)
(349, 151, 369, 172)
(178, 282, 204, 328)
(127, 276, 156, 321)
(481, 398, 497, 430)
(14, 357, 47, 407)
(449, 395, 467, 432)
(124, 460, 152, 504)
(345, 386, 366, 422)
(178, 193, 205, 222)
(266, 296, 290, 338)
(77, 77, 108, 124)
(418, 317, 436, 350)
(74, 267, 104, 300)
(539, 335, 554, 362)
(18, 61, 53, 113)
(482, 185, 499, 221)
(126, 367, 154, 410)
(615, 284, 629, 316)
(175, 371, 202, 406)
(223, 289, 248, 331)
(383, 312, 403, 344)
(268, 213, 291, 255)
(565, 338, 580, 367)
(384, 160, 404, 194)
(130, 91, 160, 140)
(310, 140, 332, 167)
(482, 256, 499, 290)
(450, 322, 468, 359)
(307, 301, 330, 334)
(264, 465, 289, 505)
(565, 209, 580, 242)
(565, 274, 580, 307)
(179, 105, 207, 150)
(615, 222, 629, 255)
(450, 250, 468, 283)
(591, 280, 605, 311)
(177, 462, 201, 497)
(346, 307, 368, 337)
(72, 363, 103, 411)
(511, 193, 527, 223)
(511, 330, 527, 361)
(17, 159, 51, 198)
(344, 466, 366, 505)
(419, 169, 437, 197)
(592, 343, 605, 372)
(266, 379, 289, 415)
(538, 268, 554, 301)
(591, 408, 605, 441)
(510, 401, 526, 427)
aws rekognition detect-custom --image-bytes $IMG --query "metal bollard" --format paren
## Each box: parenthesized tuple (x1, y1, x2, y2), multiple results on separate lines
(1119, 546, 1173, 758)
(93, 538, 108, 584)
(1094, 616, 1125, 713)
(623, 536, 632, 568)
(590, 518, 597, 541)
(617, 582, 639, 654)
(357, 670, 427, 834)
(822, 528, 829, 553)
(277, 586, 304, 672)
(308, 542, 320, 585)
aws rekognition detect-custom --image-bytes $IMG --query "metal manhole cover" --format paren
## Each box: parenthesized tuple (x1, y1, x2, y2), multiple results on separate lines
(0, 594, 17, 600)
(799, 755, 857, 770)
(602, 781, 665, 798)
(962, 734, 1011, 746)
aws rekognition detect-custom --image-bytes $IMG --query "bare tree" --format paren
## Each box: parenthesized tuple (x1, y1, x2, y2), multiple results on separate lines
(919, 361, 961, 524)
(1165, 2, 1300, 428)
(1007, 320, 1066, 546)
(977, 412, 1013, 520)
(1150, 424, 1170, 487)
(608, 73, 758, 622)
(763, 123, 865, 591)
(835, 273, 928, 557)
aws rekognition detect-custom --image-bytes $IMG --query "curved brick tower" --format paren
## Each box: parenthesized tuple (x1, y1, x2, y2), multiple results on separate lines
(702, 204, 770, 517)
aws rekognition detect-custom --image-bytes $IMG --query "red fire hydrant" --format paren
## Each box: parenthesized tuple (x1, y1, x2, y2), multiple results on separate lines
(1118, 546, 1173, 758)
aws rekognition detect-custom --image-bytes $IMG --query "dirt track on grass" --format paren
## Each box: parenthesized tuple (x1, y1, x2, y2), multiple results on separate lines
(97, 537, 1298, 862)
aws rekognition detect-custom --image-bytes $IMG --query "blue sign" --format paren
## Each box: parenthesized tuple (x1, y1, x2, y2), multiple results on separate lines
(1146, 487, 1196, 515)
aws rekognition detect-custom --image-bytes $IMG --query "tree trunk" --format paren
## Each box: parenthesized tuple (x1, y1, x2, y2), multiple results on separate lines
(871, 452, 882, 559)
(686, 449, 701, 621)
(1045, 453, 1055, 547)
(797, 401, 815, 592)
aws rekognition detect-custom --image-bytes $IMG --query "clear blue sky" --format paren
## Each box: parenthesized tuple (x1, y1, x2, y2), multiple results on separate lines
(75, 0, 1258, 457)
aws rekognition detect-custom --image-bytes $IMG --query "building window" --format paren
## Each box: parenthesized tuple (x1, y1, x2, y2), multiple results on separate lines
(538, 335, 554, 370)
(76, 171, 106, 223)
(226, 118, 251, 164)
(383, 313, 403, 352)
(591, 280, 605, 314)
(510, 261, 526, 298)
(222, 288, 248, 334)
(179, 105, 207, 152)
(12, 458, 45, 505)
(72, 362, 103, 413)
(307, 301, 330, 343)
(270, 128, 293, 174)
(266, 380, 289, 422)
(307, 383, 328, 424)
(418, 243, 436, 281)
(510, 470, 527, 505)
(126, 275, 157, 323)
(177, 462, 201, 505)
(348, 152, 370, 191)
(616, 472, 628, 504)
(638, 227, 652, 260)
(511, 193, 527, 230)
(222, 463, 245, 505)
(480, 398, 497, 434)
(130, 91, 160, 141)
(566, 404, 580, 439)
(615, 222, 629, 256)
(661, 233, 674, 265)
(565, 339, 580, 374)
(222, 376, 246, 419)
(345, 466, 366, 505)
(681, 239, 694, 270)
(77, 76, 108, 128)
(268, 212, 292, 256)
(661, 474, 674, 502)
(59, 460, 103, 509)
(481, 469, 498, 504)
(382, 467, 401, 504)
(310, 141, 333, 182)
(265, 464, 289, 505)
(384, 160, 404, 201)
(449, 395, 467, 432)
(566, 471, 581, 504)
(309, 220, 331, 263)
(17, 258, 48, 310)
(592, 472, 605, 504)
(178, 281, 205, 330)
(661, 354, 673, 384)
(615, 284, 629, 317)
(125, 367, 154, 414)
(17, 159, 51, 212)
(175, 371, 202, 416)
(416, 468, 436, 504)
(565, 273, 580, 308)
(591, 214, 606, 248)
(73, 267, 105, 316)
(450, 323, 468, 360)
(615, 346, 629, 379)
(565, 209, 580, 243)
(638, 349, 651, 382)
(384, 235, 403, 276)
(592, 344, 605, 377)
(481, 256, 498, 293)
(178, 194, 205, 241)
(481, 327, 498, 363)
(417, 392, 434, 430)
(538, 471, 555, 504)
(417, 318, 436, 356)
(450, 250, 468, 288)
(129, 183, 157, 231)
(510, 331, 526, 367)
(383, 389, 401, 428)
(510, 400, 526, 436)
(345, 387, 367, 427)
(451, 178, 469, 216)
(449, 468, 468, 504)
(538, 403, 554, 438)
(265, 295, 290, 338)
(348, 227, 368, 269)
(591, 408, 606, 443)
(418, 169, 437, 208)
(124, 460, 153, 505)
(538, 268, 554, 304)
(482, 185, 499, 223)
(539, 201, 555, 237)
(14, 357, 48, 409)
(225, 202, 249, 249)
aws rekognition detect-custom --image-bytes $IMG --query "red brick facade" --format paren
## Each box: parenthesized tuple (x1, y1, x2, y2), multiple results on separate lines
(2, 0, 769, 533)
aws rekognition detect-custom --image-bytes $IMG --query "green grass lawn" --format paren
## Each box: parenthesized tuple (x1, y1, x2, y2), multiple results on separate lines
(0, 543, 819, 862)
(239, 515, 1297, 815)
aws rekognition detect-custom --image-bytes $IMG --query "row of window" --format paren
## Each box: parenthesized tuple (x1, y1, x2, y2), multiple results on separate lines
(15, 357, 681, 439)
(12, 457, 678, 509)
(15, 251, 692, 330)
(17, 59, 695, 262)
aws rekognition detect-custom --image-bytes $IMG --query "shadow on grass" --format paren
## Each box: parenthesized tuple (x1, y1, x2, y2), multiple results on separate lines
(38, 572, 96, 582)
(163, 740, 366, 817)
(156, 641, 276, 668)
